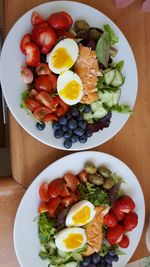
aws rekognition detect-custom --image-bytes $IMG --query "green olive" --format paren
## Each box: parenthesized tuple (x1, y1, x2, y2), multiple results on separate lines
(89, 28, 102, 41)
(98, 166, 112, 178)
(88, 173, 104, 185)
(103, 178, 114, 189)
(75, 20, 90, 32)
(84, 161, 96, 174)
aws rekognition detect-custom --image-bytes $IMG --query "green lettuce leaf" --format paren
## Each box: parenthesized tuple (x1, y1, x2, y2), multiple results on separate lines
(104, 24, 119, 45)
(112, 104, 132, 113)
(96, 31, 111, 67)
(115, 60, 124, 72)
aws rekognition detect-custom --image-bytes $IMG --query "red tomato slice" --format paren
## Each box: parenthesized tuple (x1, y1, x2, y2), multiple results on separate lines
(48, 178, 64, 198)
(33, 106, 51, 120)
(43, 114, 58, 123)
(36, 63, 51, 75)
(60, 185, 70, 197)
(35, 91, 54, 109)
(38, 202, 49, 214)
(62, 195, 75, 207)
(34, 75, 53, 93)
(78, 170, 88, 183)
(49, 73, 57, 91)
(39, 183, 49, 202)
(25, 98, 40, 112)
(48, 197, 61, 216)
(64, 173, 80, 192)
(29, 89, 38, 99)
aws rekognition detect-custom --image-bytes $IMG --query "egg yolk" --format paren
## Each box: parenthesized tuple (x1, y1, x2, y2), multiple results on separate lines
(60, 80, 81, 100)
(72, 206, 91, 225)
(64, 233, 83, 249)
(51, 47, 74, 69)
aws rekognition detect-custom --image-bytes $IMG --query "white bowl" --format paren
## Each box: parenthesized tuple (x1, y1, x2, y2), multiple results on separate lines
(14, 151, 145, 267)
(0, 1, 138, 150)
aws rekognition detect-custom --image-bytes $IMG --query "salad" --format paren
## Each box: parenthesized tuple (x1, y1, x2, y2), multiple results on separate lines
(20, 11, 131, 148)
(36, 161, 138, 267)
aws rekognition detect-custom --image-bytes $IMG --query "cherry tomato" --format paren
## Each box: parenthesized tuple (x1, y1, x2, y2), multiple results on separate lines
(33, 106, 51, 120)
(29, 89, 38, 99)
(39, 183, 49, 202)
(48, 178, 64, 198)
(64, 173, 79, 192)
(48, 197, 61, 216)
(49, 73, 57, 91)
(35, 91, 54, 109)
(25, 98, 40, 112)
(62, 195, 74, 207)
(43, 114, 58, 123)
(78, 170, 88, 183)
(38, 202, 49, 214)
(53, 96, 69, 117)
(34, 75, 53, 93)
(36, 63, 51, 75)
(60, 185, 70, 197)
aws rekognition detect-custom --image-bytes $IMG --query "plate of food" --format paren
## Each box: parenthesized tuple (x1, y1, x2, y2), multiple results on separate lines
(0, 1, 138, 149)
(14, 151, 145, 267)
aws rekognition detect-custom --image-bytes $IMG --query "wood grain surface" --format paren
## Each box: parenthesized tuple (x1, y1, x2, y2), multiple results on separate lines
(3, 0, 150, 263)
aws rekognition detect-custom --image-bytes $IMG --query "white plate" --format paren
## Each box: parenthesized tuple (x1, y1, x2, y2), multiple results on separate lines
(0, 1, 138, 150)
(14, 151, 145, 267)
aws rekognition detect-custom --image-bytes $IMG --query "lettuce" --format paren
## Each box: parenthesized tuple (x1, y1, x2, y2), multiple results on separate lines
(104, 24, 119, 45)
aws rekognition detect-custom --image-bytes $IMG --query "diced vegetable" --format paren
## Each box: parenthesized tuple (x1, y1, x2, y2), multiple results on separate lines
(111, 69, 124, 87)
(104, 69, 116, 85)
(98, 89, 121, 108)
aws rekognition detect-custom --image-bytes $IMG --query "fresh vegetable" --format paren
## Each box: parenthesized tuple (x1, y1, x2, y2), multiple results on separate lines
(48, 197, 61, 216)
(36, 63, 51, 75)
(20, 66, 34, 84)
(33, 106, 52, 121)
(75, 20, 90, 32)
(96, 31, 111, 67)
(64, 173, 79, 192)
(104, 24, 119, 45)
(34, 75, 53, 92)
(48, 178, 64, 198)
(39, 183, 49, 202)
(25, 98, 40, 112)
(38, 202, 49, 213)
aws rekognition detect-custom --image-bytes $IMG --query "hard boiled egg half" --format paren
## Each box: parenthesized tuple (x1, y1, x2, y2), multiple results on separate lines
(66, 200, 96, 227)
(57, 70, 83, 105)
(55, 227, 87, 252)
(47, 38, 79, 74)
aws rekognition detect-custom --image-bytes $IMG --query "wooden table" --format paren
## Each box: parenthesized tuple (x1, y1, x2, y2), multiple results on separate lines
(2, 0, 150, 265)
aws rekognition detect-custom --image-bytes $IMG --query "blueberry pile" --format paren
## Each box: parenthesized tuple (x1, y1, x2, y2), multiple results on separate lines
(79, 251, 119, 267)
(52, 106, 93, 149)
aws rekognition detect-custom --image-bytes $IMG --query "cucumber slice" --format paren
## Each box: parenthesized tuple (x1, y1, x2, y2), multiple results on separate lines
(58, 249, 67, 258)
(111, 69, 124, 87)
(91, 101, 102, 112)
(98, 89, 120, 108)
(83, 111, 93, 121)
(92, 102, 108, 119)
(104, 69, 115, 85)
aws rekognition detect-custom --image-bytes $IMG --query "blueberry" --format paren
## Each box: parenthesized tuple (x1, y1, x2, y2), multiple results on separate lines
(100, 258, 105, 263)
(105, 255, 113, 264)
(66, 112, 72, 120)
(77, 114, 83, 121)
(64, 139, 72, 149)
(83, 105, 91, 113)
(113, 255, 119, 262)
(79, 263, 84, 267)
(71, 134, 78, 143)
(82, 256, 91, 266)
(78, 120, 87, 130)
(74, 128, 84, 136)
(52, 122, 61, 131)
(106, 264, 112, 267)
(62, 124, 69, 132)
(70, 107, 80, 117)
(68, 119, 77, 130)
(92, 252, 101, 264)
(79, 134, 87, 143)
(63, 131, 72, 139)
(59, 116, 67, 125)
(86, 129, 93, 137)
(108, 250, 116, 257)
(36, 122, 45, 131)
(54, 129, 64, 139)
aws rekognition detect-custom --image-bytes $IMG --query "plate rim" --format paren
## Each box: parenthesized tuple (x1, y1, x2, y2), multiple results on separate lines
(13, 150, 145, 267)
(0, 0, 138, 150)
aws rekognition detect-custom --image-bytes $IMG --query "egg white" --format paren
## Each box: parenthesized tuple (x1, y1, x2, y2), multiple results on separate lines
(57, 70, 83, 105)
(66, 200, 96, 227)
(55, 227, 87, 252)
(47, 38, 79, 74)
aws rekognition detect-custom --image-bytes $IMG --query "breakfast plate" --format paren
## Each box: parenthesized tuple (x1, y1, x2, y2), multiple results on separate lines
(14, 151, 145, 267)
(0, 1, 138, 150)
